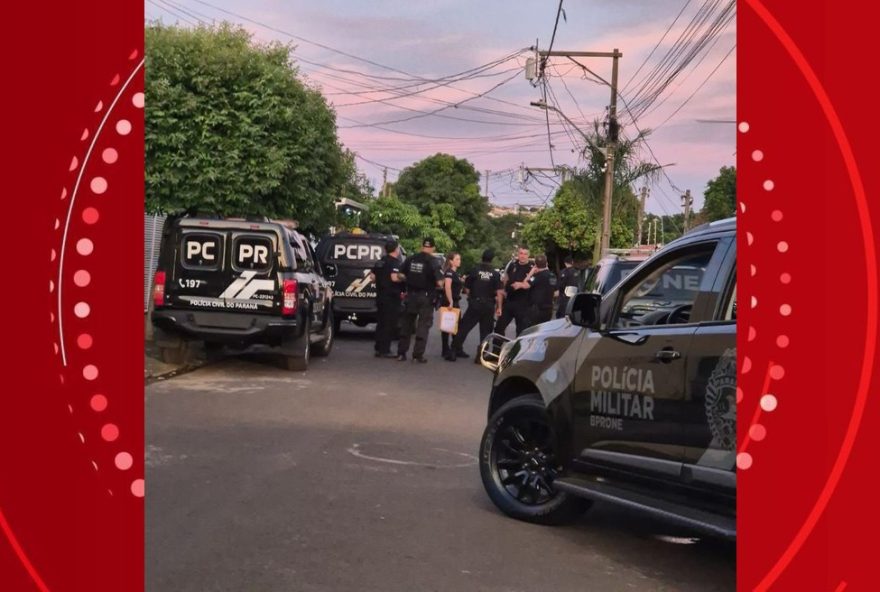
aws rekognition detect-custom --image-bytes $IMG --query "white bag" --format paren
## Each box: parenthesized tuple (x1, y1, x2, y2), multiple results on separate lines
(439, 307, 460, 334)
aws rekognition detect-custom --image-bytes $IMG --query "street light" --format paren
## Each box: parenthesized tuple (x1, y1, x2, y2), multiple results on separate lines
(529, 100, 605, 156)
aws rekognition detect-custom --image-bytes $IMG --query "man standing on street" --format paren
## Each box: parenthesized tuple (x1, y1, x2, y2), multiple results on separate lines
(494, 247, 534, 336)
(527, 255, 558, 327)
(397, 237, 443, 363)
(370, 240, 404, 358)
(447, 249, 503, 363)
(556, 255, 579, 318)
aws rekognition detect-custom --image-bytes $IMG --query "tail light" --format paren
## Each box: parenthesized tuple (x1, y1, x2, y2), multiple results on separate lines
(152, 271, 166, 308)
(282, 279, 298, 316)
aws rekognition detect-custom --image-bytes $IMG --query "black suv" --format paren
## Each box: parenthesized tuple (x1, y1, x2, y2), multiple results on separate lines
(151, 214, 334, 371)
(477, 218, 736, 538)
(314, 231, 403, 333)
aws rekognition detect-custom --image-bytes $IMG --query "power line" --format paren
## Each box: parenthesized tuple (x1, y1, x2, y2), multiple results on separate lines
(622, 0, 693, 94)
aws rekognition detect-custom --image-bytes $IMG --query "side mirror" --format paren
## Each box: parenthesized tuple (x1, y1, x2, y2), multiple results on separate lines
(323, 263, 337, 278)
(566, 292, 602, 329)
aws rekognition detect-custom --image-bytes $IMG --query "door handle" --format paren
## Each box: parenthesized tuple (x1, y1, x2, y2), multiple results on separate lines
(655, 348, 681, 362)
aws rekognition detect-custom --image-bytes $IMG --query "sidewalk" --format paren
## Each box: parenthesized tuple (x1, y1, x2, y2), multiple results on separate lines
(145, 338, 206, 382)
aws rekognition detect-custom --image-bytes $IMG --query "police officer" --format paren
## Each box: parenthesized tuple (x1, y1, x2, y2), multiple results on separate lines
(397, 237, 444, 363)
(370, 240, 404, 358)
(556, 255, 579, 318)
(494, 247, 534, 336)
(440, 252, 464, 359)
(526, 254, 557, 327)
(448, 249, 503, 363)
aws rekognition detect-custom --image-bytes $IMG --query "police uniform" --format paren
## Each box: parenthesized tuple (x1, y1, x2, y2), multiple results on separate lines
(450, 262, 501, 362)
(372, 254, 404, 356)
(397, 247, 443, 361)
(440, 268, 464, 358)
(528, 268, 557, 327)
(494, 259, 534, 336)
(556, 265, 579, 318)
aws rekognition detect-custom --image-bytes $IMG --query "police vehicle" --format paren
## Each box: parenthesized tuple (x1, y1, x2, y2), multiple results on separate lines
(582, 249, 654, 296)
(150, 214, 334, 371)
(314, 230, 404, 333)
(477, 218, 736, 538)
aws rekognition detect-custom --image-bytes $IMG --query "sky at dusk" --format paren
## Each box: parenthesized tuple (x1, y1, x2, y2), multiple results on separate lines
(146, 0, 736, 217)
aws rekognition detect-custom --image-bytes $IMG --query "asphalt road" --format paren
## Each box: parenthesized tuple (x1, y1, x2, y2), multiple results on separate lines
(146, 322, 735, 592)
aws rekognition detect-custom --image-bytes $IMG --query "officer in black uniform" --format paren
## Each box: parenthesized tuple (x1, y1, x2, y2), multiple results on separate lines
(526, 254, 558, 327)
(556, 255, 579, 318)
(397, 237, 443, 363)
(448, 249, 503, 363)
(370, 240, 404, 358)
(494, 247, 534, 336)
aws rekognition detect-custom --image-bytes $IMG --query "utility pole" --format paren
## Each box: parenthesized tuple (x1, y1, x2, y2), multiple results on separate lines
(681, 189, 693, 231)
(598, 49, 621, 261)
(528, 48, 622, 261)
(485, 170, 490, 198)
(381, 167, 388, 198)
(636, 186, 649, 246)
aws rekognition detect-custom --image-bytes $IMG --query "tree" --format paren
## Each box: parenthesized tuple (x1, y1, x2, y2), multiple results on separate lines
(521, 121, 653, 263)
(363, 196, 453, 254)
(701, 166, 737, 222)
(145, 24, 353, 233)
(392, 154, 489, 250)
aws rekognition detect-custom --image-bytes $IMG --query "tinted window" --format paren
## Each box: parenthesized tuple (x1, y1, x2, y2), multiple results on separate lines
(180, 232, 223, 270)
(613, 244, 717, 328)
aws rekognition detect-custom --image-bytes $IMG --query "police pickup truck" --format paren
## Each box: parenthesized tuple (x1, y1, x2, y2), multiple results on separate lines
(314, 230, 403, 333)
(477, 218, 736, 538)
(150, 214, 334, 371)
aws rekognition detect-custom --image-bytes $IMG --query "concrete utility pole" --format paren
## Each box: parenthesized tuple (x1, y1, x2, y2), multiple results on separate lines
(529, 48, 622, 261)
(681, 189, 693, 231)
(636, 186, 649, 246)
(381, 168, 388, 198)
(485, 170, 490, 198)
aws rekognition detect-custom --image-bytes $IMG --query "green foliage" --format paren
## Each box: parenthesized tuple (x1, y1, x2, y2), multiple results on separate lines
(701, 166, 737, 222)
(392, 153, 489, 250)
(145, 24, 354, 233)
(363, 196, 453, 254)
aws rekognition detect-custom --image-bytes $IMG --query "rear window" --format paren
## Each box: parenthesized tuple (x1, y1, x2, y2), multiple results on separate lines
(231, 234, 274, 273)
(180, 232, 223, 271)
(320, 240, 385, 265)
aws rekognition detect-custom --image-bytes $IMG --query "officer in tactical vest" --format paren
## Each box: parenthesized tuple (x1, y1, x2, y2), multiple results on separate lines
(526, 254, 558, 327)
(556, 255, 579, 318)
(370, 240, 404, 358)
(448, 249, 504, 363)
(397, 237, 444, 363)
(494, 247, 534, 336)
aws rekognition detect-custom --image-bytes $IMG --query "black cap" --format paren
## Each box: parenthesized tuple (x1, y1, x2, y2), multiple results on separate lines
(385, 240, 399, 253)
(422, 237, 435, 248)
(481, 249, 495, 262)
(564, 255, 573, 265)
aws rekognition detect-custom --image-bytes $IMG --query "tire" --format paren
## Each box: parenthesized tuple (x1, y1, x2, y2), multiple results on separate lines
(312, 311, 334, 357)
(479, 394, 591, 525)
(204, 342, 224, 362)
(283, 317, 311, 372)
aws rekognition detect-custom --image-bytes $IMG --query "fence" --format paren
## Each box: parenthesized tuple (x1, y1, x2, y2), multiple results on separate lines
(144, 213, 166, 311)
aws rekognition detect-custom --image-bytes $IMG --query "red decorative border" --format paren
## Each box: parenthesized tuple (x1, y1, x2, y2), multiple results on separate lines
(739, 0, 880, 589)
(2, 1, 144, 589)
(4, 0, 880, 590)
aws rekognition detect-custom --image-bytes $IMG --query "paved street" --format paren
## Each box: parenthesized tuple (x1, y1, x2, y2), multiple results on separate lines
(146, 323, 735, 592)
